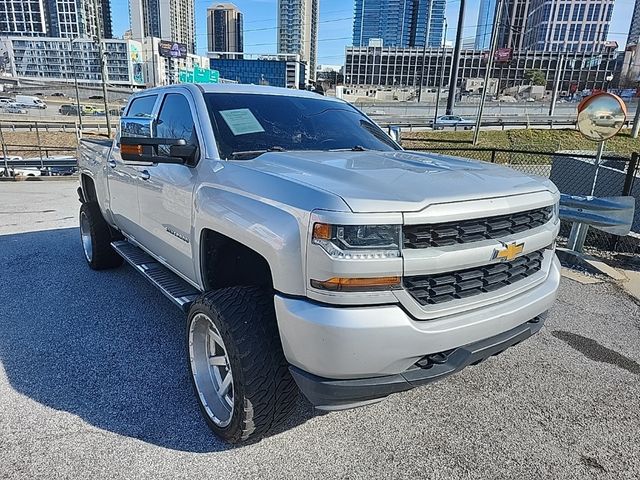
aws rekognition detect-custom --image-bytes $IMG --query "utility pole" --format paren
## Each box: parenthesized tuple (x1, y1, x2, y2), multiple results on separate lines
(92, 0, 112, 137)
(548, 54, 565, 117)
(417, 38, 428, 102)
(472, 0, 504, 145)
(632, 97, 640, 138)
(434, 18, 448, 124)
(69, 38, 83, 132)
(446, 0, 465, 115)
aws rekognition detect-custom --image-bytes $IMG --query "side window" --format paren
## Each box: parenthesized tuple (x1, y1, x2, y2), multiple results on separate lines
(155, 93, 196, 157)
(126, 95, 157, 118)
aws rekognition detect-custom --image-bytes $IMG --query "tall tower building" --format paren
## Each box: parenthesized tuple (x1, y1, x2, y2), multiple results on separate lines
(497, 0, 531, 50)
(628, 0, 640, 46)
(352, 0, 446, 48)
(207, 3, 243, 54)
(475, 0, 496, 49)
(130, 0, 196, 53)
(0, 0, 111, 38)
(277, 0, 319, 81)
(522, 0, 614, 52)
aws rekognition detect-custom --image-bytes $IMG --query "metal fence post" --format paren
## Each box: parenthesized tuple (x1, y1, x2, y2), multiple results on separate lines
(34, 122, 44, 168)
(491, 150, 497, 163)
(0, 122, 9, 176)
(622, 152, 639, 196)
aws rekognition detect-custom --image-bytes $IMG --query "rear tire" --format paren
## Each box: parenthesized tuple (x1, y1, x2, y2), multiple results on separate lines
(79, 201, 123, 270)
(187, 286, 298, 443)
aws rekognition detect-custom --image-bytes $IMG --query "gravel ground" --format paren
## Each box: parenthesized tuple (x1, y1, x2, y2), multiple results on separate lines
(1, 181, 639, 479)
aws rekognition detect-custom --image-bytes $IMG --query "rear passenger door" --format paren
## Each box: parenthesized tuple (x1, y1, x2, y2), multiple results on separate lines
(135, 90, 200, 283)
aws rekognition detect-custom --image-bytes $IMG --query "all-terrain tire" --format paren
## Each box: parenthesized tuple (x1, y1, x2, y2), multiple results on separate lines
(187, 286, 298, 443)
(79, 201, 123, 270)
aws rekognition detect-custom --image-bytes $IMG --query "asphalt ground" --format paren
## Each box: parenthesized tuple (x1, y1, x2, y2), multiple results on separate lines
(1, 181, 639, 479)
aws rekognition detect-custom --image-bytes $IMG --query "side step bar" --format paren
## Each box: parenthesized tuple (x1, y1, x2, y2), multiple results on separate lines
(111, 240, 200, 312)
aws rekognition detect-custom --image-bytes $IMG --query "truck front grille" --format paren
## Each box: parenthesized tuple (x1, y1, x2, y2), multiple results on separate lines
(403, 206, 553, 249)
(403, 249, 545, 305)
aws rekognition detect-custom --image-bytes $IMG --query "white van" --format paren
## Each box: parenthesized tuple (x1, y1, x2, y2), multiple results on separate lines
(15, 95, 47, 109)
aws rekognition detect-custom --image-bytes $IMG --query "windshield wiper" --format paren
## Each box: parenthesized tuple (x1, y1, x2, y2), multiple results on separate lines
(229, 146, 286, 159)
(328, 145, 368, 152)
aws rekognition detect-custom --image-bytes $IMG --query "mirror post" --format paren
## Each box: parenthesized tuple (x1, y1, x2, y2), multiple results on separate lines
(590, 140, 605, 196)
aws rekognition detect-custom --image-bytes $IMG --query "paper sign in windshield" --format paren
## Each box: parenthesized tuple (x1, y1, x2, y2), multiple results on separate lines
(219, 108, 265, 136)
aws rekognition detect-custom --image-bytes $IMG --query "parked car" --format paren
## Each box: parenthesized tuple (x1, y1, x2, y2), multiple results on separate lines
(3, 104, 28, 114)
(89, 95, 104, 100)
(0, 98, 13, 106)
(433, 115, 475, 130)
(41, 165, 78, 176)
(51, 92, 66, 97)
(77, 83, 561, 444)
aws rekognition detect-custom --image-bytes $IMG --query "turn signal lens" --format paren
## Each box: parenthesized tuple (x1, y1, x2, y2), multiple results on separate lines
(313, 222, 332, 240)
(310, 276, 401, 292)
(121, 144, 143, 155)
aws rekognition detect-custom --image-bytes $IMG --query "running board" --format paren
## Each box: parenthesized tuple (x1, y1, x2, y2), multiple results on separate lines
(111, 240, 200, 312)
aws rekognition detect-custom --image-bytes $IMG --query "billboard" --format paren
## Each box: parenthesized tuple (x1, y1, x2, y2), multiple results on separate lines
(494, 48, 513, 63)
(128, 41, 144, 86)
(158, 40, 187, 59)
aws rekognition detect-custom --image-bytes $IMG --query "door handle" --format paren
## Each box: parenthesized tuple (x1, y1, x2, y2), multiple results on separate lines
(139, 169, 150, 181)
(107, 159, 116, 168)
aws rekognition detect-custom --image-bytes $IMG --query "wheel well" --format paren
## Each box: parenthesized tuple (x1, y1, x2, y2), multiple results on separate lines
(81, 174, 97, 202)
(200, 229, 273, 291)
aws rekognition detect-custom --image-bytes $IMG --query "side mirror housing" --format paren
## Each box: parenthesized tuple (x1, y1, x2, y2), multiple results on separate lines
(120, 136, 194, 164)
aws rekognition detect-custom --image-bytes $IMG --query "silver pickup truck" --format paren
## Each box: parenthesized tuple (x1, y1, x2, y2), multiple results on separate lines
(77, 84, 561, 443)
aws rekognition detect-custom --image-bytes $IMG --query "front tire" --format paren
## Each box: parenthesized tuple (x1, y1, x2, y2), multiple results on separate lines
(79, 201, 123, 270)
(187, 286, 298, 443)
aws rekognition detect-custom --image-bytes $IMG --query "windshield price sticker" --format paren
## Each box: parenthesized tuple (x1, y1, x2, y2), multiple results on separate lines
(219, 109, 265, 136)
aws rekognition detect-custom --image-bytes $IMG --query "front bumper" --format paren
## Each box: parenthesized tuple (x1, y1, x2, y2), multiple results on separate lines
(290, 315, 546, 410)
(275, 254, 560, 380)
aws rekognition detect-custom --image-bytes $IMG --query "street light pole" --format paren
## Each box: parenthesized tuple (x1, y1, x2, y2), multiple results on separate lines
(472, 0, 504, 145)
(446, 0, 465, 115)
(434, 18, 448, 124)
(92, 0, 111, 137)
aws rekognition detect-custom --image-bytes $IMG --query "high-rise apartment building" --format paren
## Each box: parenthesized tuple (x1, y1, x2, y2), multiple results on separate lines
(0, 0, 48, 36)
(277, 0, 318, 81)
(352, 0, 446, 48)
(0, 0, 112, 38)
(522, 0, 614, 52)
(628, 0, 640, 46)
(207, 3, 243, 54)
(475, 0, 497, 49)
(130, 0, 196, 53)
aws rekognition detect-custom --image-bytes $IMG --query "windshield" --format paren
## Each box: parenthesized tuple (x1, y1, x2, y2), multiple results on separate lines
(204, 93, 400, 159)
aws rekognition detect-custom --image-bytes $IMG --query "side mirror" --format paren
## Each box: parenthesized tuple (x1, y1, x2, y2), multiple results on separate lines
(120, 136, 196, 164)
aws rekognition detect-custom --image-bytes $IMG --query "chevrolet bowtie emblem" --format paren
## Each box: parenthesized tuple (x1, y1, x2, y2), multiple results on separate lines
(492, 242, 525, 262)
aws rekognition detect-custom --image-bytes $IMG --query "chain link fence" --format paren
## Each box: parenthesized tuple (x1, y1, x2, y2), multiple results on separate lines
(409, 146, 640, 257)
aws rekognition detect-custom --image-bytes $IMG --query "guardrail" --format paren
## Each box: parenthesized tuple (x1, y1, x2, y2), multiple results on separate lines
(376, 117, 635, 130)
(561, 195, 636, 252)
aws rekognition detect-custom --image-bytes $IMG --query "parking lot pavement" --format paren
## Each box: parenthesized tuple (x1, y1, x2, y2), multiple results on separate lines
(1, 182, 639, 479)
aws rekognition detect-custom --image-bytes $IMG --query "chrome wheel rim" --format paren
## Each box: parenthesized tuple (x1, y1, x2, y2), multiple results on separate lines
(80, 211, 93, 263)
(189, 313, 234, 427)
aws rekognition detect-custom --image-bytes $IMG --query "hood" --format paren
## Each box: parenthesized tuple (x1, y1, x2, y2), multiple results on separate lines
(240, 150, 551, 213)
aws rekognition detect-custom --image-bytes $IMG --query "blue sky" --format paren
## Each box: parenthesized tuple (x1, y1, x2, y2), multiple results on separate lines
(111, 0, 634, 64)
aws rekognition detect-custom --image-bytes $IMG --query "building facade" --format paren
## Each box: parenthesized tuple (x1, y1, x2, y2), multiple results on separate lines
(130, 0, 196, 53)
(522, 0, 614, 52)
(207, 3, 243, 55)
(498, 0, 531, 50)
(210, 53, 306, 88)
(0, 0, 112, 38)
(628, 0, 640, 46)
(277, 0, 318, 81)
(0, 36, 144, 87)
(475, 0, 496, 50)
(344, 45, 622, 92)
(352, 0, 446, 48)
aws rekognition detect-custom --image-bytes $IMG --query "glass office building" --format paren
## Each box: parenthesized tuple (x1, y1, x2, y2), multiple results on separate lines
(475, 0, 496, 49)
(352, 0, 446, 48)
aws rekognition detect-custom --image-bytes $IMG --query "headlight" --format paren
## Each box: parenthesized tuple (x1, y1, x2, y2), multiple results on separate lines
(552, 200, 560, 221)
(312, 223, 401, 259)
